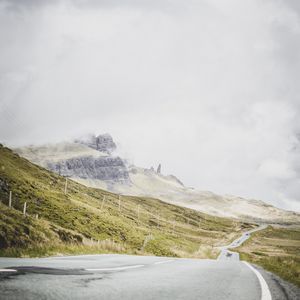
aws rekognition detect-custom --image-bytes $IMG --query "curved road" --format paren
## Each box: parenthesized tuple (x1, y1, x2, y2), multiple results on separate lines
(0, 225, 296, 300)
(218, 225, 268, 261)
(0, 254, 265, 300)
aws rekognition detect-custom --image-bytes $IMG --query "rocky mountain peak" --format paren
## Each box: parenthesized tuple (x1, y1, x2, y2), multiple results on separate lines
(75, 133, 116, 154)
(157, 164, 161, 174)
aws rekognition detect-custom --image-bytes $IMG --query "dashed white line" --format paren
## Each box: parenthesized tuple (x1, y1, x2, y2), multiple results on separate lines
(0, 269, 17, 272)
(86, 264, 145, 271)
(154, 260, 174, 265)
(85, 260, 174, 271)
(243, 262, 272, 300)
(49, 254, 115, 259)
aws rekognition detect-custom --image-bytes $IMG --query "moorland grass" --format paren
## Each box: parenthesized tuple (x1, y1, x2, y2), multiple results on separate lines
(0, 144, 254, 258)
(236, 226, 300, 287)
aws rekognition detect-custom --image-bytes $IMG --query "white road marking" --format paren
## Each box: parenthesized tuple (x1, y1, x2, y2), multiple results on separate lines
(243, 262, 272, 300)
(50, 254, 115, 259)
(0, 269, 17, 272)
(86, 264, 145, 271)
(154, 260, 174, 265)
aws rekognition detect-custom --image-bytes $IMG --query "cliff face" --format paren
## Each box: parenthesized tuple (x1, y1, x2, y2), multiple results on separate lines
(47, 155, 129, 182)
(15, 134, 130, 184)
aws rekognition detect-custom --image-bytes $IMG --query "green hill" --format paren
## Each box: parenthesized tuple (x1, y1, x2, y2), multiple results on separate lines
(0, 144, 254, 258)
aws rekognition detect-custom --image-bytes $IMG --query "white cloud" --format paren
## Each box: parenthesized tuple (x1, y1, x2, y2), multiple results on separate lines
(258, 160, 296, 180)
(0, 0, 299, 211)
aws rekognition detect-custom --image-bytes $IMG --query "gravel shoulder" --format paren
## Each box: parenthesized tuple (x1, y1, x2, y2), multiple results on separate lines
(253, 264, 300, 300)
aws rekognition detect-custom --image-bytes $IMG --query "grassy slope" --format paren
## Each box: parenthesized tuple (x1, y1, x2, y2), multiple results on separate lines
(0, 145, 254, 258)
(236, 226, 300, 287)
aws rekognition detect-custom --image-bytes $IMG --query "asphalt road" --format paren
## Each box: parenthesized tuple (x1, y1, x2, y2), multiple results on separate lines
(1, 225, 298, 300)
(0, 254, 264, 300)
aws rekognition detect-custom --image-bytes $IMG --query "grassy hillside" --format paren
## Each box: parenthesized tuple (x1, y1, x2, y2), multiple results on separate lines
(17, 143, 300, 225)
(236, 226, 300, 287)
(0, 144, 254, 258)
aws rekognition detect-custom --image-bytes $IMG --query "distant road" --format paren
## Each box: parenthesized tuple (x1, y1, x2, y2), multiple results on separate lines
(218, 224, 268, 261)
(0, 226, 298, 300)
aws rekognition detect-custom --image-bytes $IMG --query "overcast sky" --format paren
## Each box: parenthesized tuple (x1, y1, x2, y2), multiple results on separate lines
(0, 0, 300, 211)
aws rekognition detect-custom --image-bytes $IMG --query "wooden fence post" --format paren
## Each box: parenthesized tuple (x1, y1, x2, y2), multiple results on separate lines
(101, 195, 106, 210)
(23, 202, 27, 216)
(141, 234, 153, 252)
(9, 191, 12, 208)
(64, 177, 68, 195)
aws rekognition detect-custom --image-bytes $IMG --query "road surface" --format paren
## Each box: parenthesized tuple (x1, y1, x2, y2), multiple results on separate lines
(0, 226, 298, 300)
(0, 254, 268, 300)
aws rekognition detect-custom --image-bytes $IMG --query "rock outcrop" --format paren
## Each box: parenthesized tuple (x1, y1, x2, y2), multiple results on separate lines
(15, 134, 130, 185)
(75, 133, 116, 154)
(157, 164, 161, 174)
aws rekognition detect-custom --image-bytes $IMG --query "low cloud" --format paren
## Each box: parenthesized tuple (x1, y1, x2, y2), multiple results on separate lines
(0, 0, 299, 211)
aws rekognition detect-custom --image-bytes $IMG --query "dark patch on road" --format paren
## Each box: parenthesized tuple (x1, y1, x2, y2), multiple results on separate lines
(75, 275, 106, 288)
(0, 271, 23, 281)
(5, 266, 92, 275)
(81, 276, 104, 283)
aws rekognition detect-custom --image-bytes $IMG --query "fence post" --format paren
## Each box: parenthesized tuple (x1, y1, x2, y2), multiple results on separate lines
(141, 234, 153, 252)
(118, 195, 121, 213)
(101, 195, 106, 210)
(137, 205, 140, 220)
(64, 177, 68, 195)
(23, 202, 27, 216)
(9, 191, 12, 208)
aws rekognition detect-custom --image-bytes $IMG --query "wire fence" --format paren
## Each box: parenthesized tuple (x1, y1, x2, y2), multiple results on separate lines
(1, 176, 231, 241)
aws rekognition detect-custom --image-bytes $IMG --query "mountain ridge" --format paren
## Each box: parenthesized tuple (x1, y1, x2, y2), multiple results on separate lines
(14, 134, 300, 224)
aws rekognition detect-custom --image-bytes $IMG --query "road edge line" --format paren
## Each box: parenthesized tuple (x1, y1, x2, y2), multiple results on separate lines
(243, 261, 272, 300)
